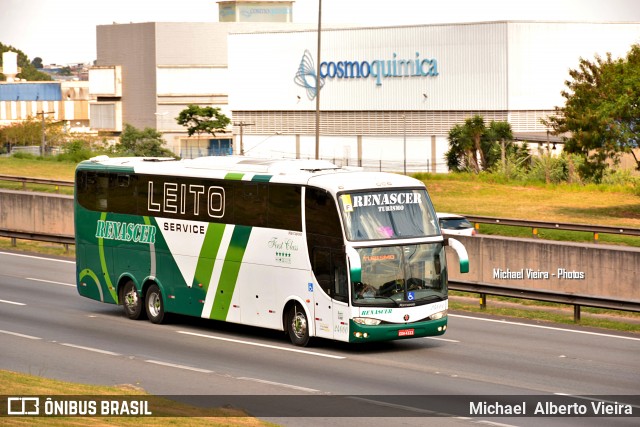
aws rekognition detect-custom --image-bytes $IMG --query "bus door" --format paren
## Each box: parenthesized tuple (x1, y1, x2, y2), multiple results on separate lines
(311, 247, 349, 340)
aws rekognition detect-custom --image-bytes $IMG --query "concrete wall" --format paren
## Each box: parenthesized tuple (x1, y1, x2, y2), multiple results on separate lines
(447, 235, 640, 303)
(0, 190, 73, 237)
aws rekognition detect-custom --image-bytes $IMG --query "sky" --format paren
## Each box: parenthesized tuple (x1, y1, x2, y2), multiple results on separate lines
(1, 0, 640, 65)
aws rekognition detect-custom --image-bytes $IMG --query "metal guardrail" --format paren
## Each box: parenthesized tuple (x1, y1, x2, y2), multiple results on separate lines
(466, 215, 640, 239)
(449, 280, 640, 321)
(0, 174, 73, 193)
(0, 229, 74, 253)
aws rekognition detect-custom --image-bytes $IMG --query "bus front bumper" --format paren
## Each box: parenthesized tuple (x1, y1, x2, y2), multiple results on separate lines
(349, 317, 448, 343)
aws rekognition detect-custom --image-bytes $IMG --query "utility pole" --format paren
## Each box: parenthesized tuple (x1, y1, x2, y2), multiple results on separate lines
(233, 121, 254, 155)
(36, 110, 55, 156)
(314, 0, 323, 160)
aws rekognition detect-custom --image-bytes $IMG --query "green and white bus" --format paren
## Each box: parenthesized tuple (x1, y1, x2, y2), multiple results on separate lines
(74, 155, 469, 346)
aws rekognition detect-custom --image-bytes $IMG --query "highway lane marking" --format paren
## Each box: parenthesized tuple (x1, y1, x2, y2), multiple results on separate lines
(0, 329, 41, 340)
(0, 299, 26, 306)
(59, 343, 121, 356)
(177, 330, 346, 360)
(237, 377, 320, 393)
(347, 396, 453, 416)
(450, 314, 640, 341)
(426, 336, 460, 343)
(554, 393, 640, 411)
(0, 251, 75, 264)
(144, 359, 213, 373)
(27, 277, 75, 287)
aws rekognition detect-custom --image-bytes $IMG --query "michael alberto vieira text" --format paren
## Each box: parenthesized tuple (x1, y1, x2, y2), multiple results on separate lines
(470, 400, 633, 416)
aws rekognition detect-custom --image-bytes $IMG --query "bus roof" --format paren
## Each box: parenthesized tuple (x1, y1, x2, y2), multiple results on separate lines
(80, 155, 426, 192)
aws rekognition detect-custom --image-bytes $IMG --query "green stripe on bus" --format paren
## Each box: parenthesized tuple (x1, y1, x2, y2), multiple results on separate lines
(209, 225, 252, 321)
(251, 174, 272, 182)
(193, 223, 226, 292)
(97, 212, 117, 303)
(224, 172, 244, 180)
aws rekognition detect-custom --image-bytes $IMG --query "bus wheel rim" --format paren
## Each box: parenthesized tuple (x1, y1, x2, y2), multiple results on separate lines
(292, 311, 307, 338)
(125, 288, 138, 311)
(149, 293, 160, 317)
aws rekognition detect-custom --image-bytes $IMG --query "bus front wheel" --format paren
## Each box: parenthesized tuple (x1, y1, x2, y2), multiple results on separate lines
(121, 280, 145, 320)
(145, 284, 165, 324)
(287, 304, 310, 347)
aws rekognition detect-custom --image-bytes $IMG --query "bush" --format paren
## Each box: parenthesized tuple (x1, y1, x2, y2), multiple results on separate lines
(55, 140, 94, 163)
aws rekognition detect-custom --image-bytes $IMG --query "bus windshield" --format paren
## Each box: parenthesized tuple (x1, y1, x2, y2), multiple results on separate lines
(338, 189, 438, 241)
(352, 243, 447, 307)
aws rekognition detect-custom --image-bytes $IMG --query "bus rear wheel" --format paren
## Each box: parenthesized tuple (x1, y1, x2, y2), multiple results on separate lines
(287, 304, 310, 347)
(121, 280, 145, 320)
(145, 284, 166, 324)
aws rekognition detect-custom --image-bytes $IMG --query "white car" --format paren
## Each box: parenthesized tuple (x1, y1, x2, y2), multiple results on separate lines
(437, 212, 476, 236)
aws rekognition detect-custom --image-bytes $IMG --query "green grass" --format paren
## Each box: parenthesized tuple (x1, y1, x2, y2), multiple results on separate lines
(420, 172, 640, 246)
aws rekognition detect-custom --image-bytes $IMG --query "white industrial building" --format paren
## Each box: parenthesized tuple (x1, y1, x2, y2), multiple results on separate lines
(92, 18, 640, 170)
(228, 21, 640, 171)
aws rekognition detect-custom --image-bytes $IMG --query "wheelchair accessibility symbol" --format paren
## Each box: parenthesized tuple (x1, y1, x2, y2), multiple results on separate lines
(407, 291, 415, 301)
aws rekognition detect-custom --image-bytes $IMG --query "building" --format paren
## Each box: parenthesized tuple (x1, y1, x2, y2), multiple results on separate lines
(93, 20, 640, 169)
(91, 1, 304, 158)
(0, 52, 94, 153)
(228, 21, 640, 172)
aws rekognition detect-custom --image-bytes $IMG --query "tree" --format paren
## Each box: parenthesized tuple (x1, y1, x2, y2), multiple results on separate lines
(31, 57, 43, 69)
(176, 104, 231, 153)
(543, 44, 640, 183)
(0, 42, 51, 81)
(117, 124, 175, 157)
(466, 115, 487, 172)
(445, 115, 515, 173)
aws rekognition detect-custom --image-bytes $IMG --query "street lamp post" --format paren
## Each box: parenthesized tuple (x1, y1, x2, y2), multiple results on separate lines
(36, 110, 55, 156)
(403, 114, 407, 175)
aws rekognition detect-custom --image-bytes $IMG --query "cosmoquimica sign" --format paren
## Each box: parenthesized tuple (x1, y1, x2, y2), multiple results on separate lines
(320, 52, 439, 86)
(294, 50, 439, 99)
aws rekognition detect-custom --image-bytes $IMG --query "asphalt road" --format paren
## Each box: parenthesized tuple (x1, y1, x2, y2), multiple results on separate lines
(1, 250, 639, 426)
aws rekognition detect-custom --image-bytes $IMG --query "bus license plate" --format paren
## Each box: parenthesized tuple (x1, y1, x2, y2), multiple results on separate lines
(398, 329, 414, 337)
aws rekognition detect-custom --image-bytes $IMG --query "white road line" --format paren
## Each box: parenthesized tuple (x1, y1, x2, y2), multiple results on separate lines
(59, 343, 121, 356)
(27, 277, 75, 287)
(554, 393, 640, 411)
(0, 329, 41, 340)
(450, 313, 640, 341)
(347, 396, 447, 415)
(0, 251, 75, 264)
(0, 299, 26, 306)
(144, 359, 213, 373)
(237, 377, 319, 393)
(474, 421, 520, 427)
(426, 336, 460, 343)
(177, 330, 346, 360)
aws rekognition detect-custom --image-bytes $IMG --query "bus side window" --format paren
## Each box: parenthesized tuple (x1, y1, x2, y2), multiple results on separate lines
(312, 248, 348, 302)
(305, 187, 342, 240)
(267, 185, 302, 231)
(96, 173, 109, 210)
(313, 249, 333, 296)
(332, 250, 348, 302)
(76, 170, 98, 211)
(234, 182, 267, 227)
(107, 173, 137, 215)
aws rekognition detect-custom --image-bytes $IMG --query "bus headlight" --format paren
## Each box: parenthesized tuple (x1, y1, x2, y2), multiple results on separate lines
(353, 317, 382, 326)
(430, 310, 448, 320)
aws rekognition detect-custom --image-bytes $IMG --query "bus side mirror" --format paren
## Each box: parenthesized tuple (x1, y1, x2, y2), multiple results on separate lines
(445, 237, 469, 274)
(345, 246, 361, 283)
